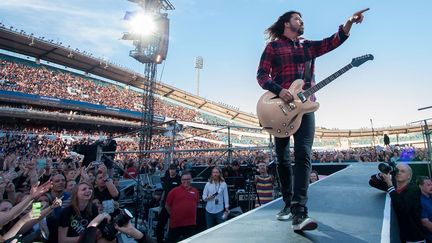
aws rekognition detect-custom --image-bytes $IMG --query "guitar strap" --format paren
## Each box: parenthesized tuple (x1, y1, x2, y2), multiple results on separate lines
(303, 45, 314, 89)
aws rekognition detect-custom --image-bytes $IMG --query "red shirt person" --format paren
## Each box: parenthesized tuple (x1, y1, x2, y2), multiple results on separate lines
(123, 162, 137, 179)
(165, 172, 199, 242)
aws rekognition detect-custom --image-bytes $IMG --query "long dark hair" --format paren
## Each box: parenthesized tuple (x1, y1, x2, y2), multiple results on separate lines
(265, 11, 302, 41)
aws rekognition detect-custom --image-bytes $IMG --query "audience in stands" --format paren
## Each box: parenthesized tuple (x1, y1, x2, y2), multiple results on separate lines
(0, 59, 197, 121)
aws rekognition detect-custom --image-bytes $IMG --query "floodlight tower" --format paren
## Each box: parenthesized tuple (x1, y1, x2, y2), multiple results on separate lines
(195, 56, 203, 96)
(123, 0, 174, 227)
(123, 0, 174, 157)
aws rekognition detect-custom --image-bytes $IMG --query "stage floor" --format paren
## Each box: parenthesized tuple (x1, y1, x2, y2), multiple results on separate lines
(182, 163, 388, 243)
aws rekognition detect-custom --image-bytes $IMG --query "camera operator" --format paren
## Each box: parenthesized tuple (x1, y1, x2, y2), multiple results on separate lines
(373, 163, 425, 242)
(79, 212, 155, 243)
(369, 162, 398, 192)
(202, 167, 229, 229)
(417, 176, 432, 242)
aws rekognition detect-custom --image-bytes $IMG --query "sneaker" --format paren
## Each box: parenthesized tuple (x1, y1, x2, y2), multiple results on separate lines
(292, 212, 318, 231)
(276, 204, 293, 221)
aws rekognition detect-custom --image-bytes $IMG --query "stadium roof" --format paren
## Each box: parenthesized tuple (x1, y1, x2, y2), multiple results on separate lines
(0, 26, 259, 126)
(315, 124, 426, 138)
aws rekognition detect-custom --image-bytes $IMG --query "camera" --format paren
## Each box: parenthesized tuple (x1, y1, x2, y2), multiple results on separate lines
(378, 162, 398, 175)
(98, 208, 133, 241)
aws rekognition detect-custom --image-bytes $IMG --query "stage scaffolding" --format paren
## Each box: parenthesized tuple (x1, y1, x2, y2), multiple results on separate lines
(95, 120, 273, 226)
(98, 121, 274, 171)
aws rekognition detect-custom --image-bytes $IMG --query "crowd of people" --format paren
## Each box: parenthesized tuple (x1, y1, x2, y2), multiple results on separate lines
(0, 59, 197, 122)
(0, 151, 154, 242)
(0, 126, 273, 242)
(2, 55, 432, 242)
(1, 124, 430, 242)
(312, 146, 428, 163)
(1, 125, 428, 178)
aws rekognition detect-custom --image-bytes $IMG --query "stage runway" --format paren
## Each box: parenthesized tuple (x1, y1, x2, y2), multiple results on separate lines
(182, 163, 389, 243)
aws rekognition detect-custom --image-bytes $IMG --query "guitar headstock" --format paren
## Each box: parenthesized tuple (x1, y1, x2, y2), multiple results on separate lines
(351, 54, 374, 67)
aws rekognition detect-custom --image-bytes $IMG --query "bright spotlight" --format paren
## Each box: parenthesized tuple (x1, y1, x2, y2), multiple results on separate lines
(129, 13, 156, 36)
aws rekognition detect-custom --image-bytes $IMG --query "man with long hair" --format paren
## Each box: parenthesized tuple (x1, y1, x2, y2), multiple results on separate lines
(257, 8, 369, 231)
(203, 167, 230, 228)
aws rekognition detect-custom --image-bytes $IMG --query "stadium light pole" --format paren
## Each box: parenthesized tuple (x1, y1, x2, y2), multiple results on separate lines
(195, 56, 203, 96)
(370, 118, 375, 147)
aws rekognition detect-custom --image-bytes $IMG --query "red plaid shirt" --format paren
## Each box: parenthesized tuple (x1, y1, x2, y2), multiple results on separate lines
(257, 25, 349, 96)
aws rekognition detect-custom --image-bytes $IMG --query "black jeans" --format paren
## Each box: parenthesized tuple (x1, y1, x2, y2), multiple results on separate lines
(167, 225, 195, 243)
(275, 112, 314, 209)
(156, 206, 170, 243)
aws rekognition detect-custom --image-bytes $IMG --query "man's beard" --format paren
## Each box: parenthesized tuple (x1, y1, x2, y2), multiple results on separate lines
(298, 26, 304, 35)
(291, 25, 304, 35)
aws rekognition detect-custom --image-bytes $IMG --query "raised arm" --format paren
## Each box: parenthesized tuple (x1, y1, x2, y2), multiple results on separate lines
(343, 8, 369, 35)
(307, 8, 369, 59)
(0, 181, 53, 228)
(105, 177, 119, 198)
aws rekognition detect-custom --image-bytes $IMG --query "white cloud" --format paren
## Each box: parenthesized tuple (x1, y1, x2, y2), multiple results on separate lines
(0, 0, 116, 19)
(0, 0, 132, 58)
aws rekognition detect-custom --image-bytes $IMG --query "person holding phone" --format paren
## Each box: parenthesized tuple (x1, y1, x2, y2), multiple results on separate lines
(202, 167, 229, 229)
(14, 196, 63, 242)
(0, 181, 52, 229)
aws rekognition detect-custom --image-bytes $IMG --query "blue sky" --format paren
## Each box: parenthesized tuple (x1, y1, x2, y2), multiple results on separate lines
(0, 0, 431, 129)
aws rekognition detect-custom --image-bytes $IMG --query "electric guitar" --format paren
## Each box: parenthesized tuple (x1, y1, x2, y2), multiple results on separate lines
(256, 54, 374, 138)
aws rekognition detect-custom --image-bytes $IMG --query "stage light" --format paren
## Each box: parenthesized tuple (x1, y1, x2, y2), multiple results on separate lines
(129, 13, 156, 36)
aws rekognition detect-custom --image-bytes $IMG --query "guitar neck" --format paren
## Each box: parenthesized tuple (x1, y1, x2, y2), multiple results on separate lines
(303, 63, 353, 99)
